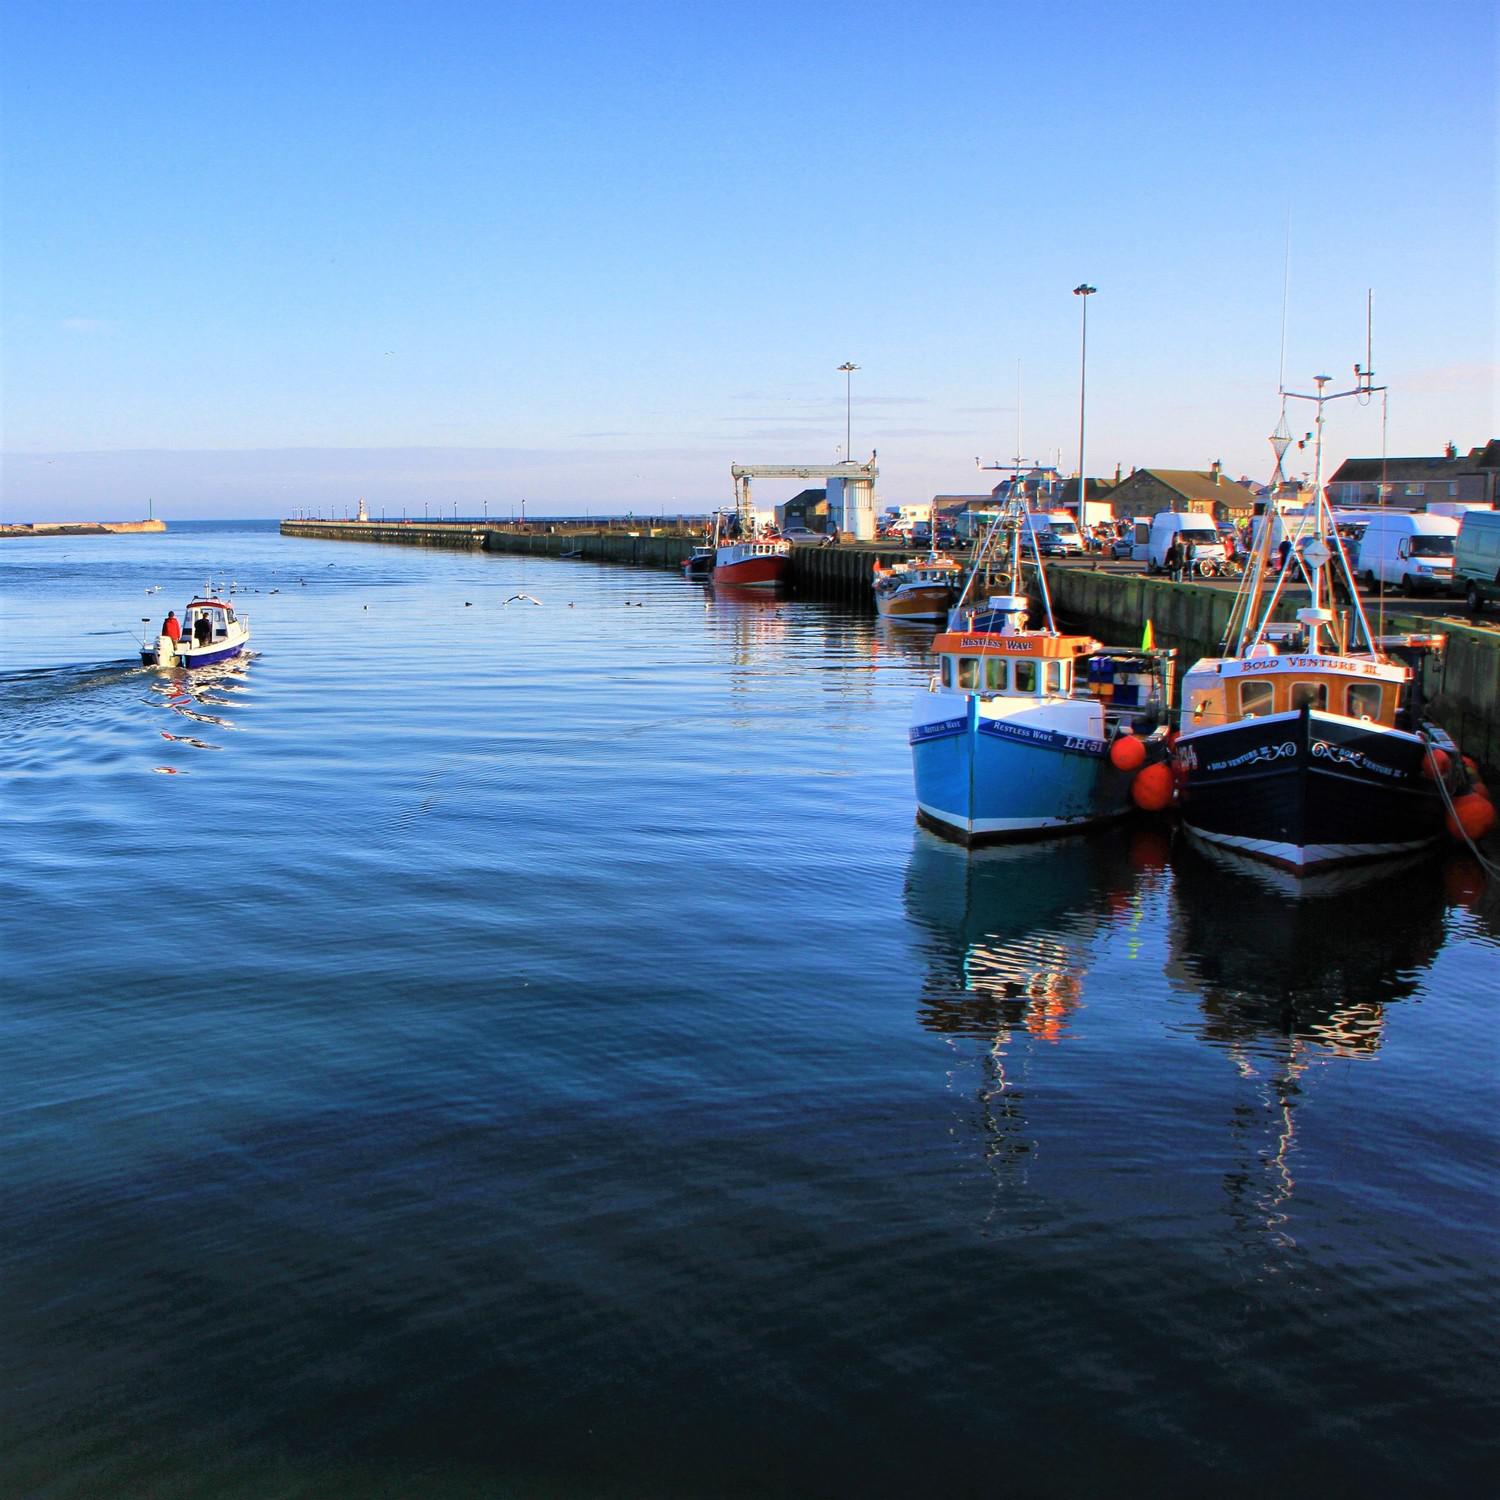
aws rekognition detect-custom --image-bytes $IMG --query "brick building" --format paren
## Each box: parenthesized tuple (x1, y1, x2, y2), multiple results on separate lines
(1106, 464, 1257, 522)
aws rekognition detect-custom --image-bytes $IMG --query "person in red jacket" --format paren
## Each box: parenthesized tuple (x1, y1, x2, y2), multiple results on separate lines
(162, 610, 181, 642)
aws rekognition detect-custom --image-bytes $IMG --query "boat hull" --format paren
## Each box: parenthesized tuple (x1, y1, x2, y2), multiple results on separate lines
(714, 553, 787, 586)
(142, 629, 250, 669)
(875, 584, 955, 621)
(1175, 706, 1444, 871)
(910, 693, 1132, 845)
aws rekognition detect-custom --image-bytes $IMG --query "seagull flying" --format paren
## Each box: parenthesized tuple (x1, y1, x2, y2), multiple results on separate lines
(502, 594, 542, 607)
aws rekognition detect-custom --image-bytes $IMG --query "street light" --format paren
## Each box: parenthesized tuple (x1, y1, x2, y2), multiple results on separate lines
(837, 362, 859, 466)
(1072, 284, 1096, 538)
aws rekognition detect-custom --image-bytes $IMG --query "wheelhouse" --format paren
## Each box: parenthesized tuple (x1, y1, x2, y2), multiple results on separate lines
(185, 600, 237, 637)
(1182, 655, 1409, 730)
(931, 631, 1093, 699)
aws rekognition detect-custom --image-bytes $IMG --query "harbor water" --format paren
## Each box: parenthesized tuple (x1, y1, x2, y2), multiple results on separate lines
(3, 521, 1496, 1497)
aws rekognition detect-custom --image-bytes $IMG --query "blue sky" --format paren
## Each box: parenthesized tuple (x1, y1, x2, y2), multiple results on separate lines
(2, 0, 1495, 518)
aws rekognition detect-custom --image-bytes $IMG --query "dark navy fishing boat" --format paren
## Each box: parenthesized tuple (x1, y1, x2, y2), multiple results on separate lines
(1172, 365, 1464, 872)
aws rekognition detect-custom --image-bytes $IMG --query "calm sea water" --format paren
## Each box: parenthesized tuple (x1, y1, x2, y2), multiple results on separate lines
(3, 520, 1497, 1498)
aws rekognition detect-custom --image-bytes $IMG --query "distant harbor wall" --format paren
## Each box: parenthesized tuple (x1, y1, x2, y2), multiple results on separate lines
(280, 518, 1500, 770)
(1, 518, 167, 539)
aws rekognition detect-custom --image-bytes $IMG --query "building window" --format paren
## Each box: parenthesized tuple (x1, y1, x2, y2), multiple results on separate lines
(1404, 483, 1425, 497)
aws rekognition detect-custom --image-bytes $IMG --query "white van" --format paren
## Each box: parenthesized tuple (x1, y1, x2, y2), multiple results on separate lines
(1355, 512, 1458, 594)
(1023, 510, 1084, 555)
(1454, 509, 1500, 612)
(1135, 511, 1221, 572)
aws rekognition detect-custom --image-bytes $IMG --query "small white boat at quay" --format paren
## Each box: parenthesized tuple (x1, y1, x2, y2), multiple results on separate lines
(141, 592, 250, 669)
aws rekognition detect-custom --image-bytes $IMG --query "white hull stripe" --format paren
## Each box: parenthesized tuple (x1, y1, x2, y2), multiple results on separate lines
(915, 800, 1115, 835)
(1184, 823, 1436, 871)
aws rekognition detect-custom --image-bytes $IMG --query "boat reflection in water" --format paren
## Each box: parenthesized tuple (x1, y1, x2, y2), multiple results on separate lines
(902, 827, 1164, 1176)
(1166, 836, 1449, 1247)
(904, 828, 1134, 1041)
(1168, 835, 1448, 1056)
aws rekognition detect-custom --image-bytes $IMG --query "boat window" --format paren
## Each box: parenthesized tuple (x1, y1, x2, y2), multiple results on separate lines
(941, 657, 953, 688)
(957, 658, 979, 690)
(1347, 681, 1382, 720)
(985, 657, 1006, 691)
(1013, 660, 1038, 694)
(1045, 660, 1066, 694)
(1240, 680, 1275, 717)
(1290, 681, 1328, 711)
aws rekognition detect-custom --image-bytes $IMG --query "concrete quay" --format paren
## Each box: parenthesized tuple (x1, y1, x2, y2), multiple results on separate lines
(280, 518, 1500, 770)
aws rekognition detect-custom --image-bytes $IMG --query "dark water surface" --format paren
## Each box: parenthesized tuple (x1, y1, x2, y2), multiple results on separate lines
(3, 521, 1496, 1498)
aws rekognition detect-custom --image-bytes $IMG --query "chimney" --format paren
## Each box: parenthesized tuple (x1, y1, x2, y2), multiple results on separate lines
(1210, 459, 1222, 485)
(1114, 463, 1122, 483)
(1446, 441, 1458, 459)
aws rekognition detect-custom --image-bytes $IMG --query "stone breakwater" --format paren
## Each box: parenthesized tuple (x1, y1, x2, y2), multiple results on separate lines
(280, 519, 1500, 771)
(2, 519, 167, 538)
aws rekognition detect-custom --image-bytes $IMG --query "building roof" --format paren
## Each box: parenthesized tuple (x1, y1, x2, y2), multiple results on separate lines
(1329, 456, 1460, 483)
(931, 494, 992, 514)
(1055, 477, 1117, 506)
(1131, 469, 1258, 508)
(1329, 441, 1500, 484)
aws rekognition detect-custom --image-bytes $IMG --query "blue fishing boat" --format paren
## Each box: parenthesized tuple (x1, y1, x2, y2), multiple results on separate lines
(909, 500, 1174, 844)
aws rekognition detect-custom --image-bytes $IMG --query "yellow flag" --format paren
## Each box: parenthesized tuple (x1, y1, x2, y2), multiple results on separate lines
(1141, 618, 1155, 650)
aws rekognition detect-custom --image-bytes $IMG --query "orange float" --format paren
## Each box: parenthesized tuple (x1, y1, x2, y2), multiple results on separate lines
(1421, 746, 1450, 780)
(1446, 793, 1497, 843)
(1109, 733, 1147, 772)
(1131, 761, 1174, 812)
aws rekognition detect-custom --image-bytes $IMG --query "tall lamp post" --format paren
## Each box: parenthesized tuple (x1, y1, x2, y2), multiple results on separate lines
(838, 361, 859, 539)
(837, 362, 859, 463)
(1073, 284, 1096, 539)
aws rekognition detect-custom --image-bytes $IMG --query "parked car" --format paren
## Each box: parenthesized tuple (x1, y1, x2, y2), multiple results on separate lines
(1110, 535, 1135, 560)
(780, 526, 824, 543)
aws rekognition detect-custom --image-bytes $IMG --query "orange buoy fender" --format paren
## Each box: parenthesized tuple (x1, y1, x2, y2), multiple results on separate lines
(1421, 746, 1451, 780)
(1131, 761, 1174, 812)
(1109, 733, 1147, 773)
(1446, 793, 1497, 843)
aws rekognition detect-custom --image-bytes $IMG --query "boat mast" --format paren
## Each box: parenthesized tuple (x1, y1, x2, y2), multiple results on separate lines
(1242, 324, 1385, 658)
